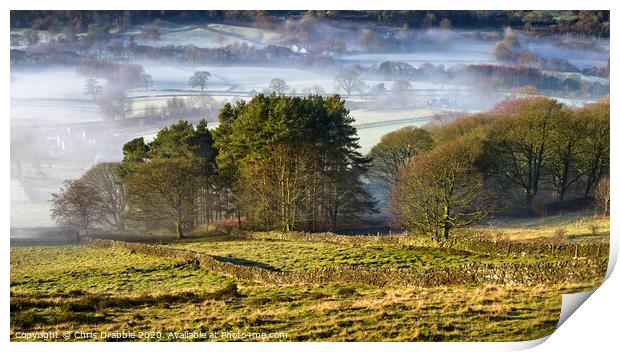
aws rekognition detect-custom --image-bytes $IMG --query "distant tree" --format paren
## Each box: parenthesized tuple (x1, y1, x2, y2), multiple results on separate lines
(332, 40, 347, 57)
(268, 78, 290, 95)
(97, 91, 132, 119)
(391, 80, 411, 93)
(360, 28, 377, 49)
(399, 23, 411, 40)
(353, 80, 369, 99)
(189, 71, 211, 93)
(391, 135, 490, 242)
(140, 73, 153, 91)
(189, 71, 212, 112)
(80, 162, 127, 231)
(503, 27, 521, 48)
(125, 158, 202, 238)
(24, 29, 39, 45)
(439, 18, 452, 29)
(61, 27, 76, 42)
(142, 105, 160, 118)
(369, 83, 386, 95)
(335, 69, 363, 96)
(493, 42, 513, 61)
(140, 27, 161, 40)
(423, 12, 437, 28)
(84, 78, 103, 101)
(50, 180, 102, 236)
(162, 97, 190, 117)
(302, 85, 326, 96)
(513, 85, 538, 96)
(368, 126, 433, 189)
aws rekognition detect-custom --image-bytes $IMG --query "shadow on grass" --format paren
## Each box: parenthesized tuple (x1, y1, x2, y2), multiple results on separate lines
(211, 255, 280, 271)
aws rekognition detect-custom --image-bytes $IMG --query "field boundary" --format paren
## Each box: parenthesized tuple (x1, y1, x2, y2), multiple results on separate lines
(82, 237, 607, 287)
(239, 231, 609, 259)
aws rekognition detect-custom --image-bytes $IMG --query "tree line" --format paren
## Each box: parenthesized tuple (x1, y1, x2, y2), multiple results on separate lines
(12, 10, 609, 38)
(51, 94, 373, 237)
(381, 96, 609, 241)
(51, 94, 609, 241)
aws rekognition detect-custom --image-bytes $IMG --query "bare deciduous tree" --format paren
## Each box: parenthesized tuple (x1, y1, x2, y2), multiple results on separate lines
(368, 126, 433, 190)
(189, 71, 211, 112)
(80, 162, 127, 231)
(335, 69, 362, 96)
(483, 97, 564, 208)
(125, 158, 202, 238)
(391, 135, 490, 242)
(84, 78, 103, 101)
(268, 78, 290, 95)
(50, 180, 103, 236)
(97, 90, 133, 119)
(579, 98, 610, 197)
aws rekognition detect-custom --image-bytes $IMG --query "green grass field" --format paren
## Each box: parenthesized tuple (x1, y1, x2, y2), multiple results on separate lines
(10, 241, 605, 341)
(475, 211, 610, 242)
(167, 238, 563, 271)
(9, 211, 609, 342)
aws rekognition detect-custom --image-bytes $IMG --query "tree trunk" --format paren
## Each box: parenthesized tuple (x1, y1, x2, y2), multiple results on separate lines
(558, 188, 566, 201)
(442, 225, 450, 241)
(524, 190, 534, 210)
(237, 207, 242, 229)
(176, 222, 184, 239)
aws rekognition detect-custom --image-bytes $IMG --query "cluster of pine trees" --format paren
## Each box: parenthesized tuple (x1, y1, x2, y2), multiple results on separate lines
(63, 94, 374, 237)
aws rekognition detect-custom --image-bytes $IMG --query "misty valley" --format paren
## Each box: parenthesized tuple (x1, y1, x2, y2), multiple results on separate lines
(10, 11, 609, 227)
(9, 10, 610, 342)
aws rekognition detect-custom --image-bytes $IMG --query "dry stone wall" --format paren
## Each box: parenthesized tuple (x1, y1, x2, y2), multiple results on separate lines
(82, 238, 607, 287)
(242, 231, 609, 259)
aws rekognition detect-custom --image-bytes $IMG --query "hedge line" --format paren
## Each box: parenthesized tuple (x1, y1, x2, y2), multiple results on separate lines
(82, 238, 607, 287)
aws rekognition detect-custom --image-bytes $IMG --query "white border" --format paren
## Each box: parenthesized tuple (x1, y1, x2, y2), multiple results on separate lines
(3, 1, 617, 351)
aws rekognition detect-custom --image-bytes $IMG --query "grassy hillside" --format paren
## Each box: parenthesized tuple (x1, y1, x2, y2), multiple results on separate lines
(168, 238, 563, 271)
(475, 211, 609, 243)
(11, 238, 605, 341)
(10, 210, 609, 341)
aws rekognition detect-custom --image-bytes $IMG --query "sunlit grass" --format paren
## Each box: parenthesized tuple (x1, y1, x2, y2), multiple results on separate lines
(10, 244, 604, 341)
(474, 211, 609, 242)
(168, 239, 562, 271)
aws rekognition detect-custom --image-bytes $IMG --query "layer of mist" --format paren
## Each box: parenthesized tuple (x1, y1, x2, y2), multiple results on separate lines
(10, 15, 609, 228)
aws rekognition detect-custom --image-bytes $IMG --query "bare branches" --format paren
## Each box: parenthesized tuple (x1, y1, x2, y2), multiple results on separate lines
(391, 135, 490, 242)
(125, 158, 203, 238)
(50, 180, 103, 235)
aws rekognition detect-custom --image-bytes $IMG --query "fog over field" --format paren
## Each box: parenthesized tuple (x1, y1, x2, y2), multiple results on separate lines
(10, 17, 609, 227)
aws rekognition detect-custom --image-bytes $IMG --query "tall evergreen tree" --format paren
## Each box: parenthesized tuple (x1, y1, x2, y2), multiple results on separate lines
(214, 94, 375, 231)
